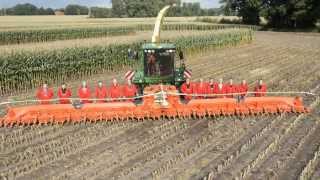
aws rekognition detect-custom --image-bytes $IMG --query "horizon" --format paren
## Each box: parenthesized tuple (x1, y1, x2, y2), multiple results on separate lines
(0, 0, 220, 9)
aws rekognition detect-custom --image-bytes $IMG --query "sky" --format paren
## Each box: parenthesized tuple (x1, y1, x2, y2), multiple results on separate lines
(0, 0, 220, 9)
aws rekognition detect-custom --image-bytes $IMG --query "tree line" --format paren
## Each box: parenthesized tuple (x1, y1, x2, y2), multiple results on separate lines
(0, 4, 89, 16)
(0, 3, 55, 15)
(220, 0, 320, 28)
(0, 1, 220, 17)
(110, 0, 219, 18)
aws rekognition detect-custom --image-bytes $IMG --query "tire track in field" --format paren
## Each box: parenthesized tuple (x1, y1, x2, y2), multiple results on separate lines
(192, 116, 290, 179)
(238, 116, 317, 180)
(0, 124, 79, 154)
(109, 120, 210, 179)
(35, 119, 183, 179)
(311, 161, 320, 180)
(188, 43, 273, 68)
(189, 45, 278, 78)
(141, 119, 227, 180)
(116, 117, 249, 179)
(187, 44, 263, 70)
(158, 117, 265, 179)
(232, 98, 320, 180)
(1, 121, 140, 179)
(22, 119, 186, 179)
(191, 46, 301, 84)
(274, 116, 320, 180)
(188, 115, 280, 179)
(277, 104, 320, 180)
(20, 120, 154, 180)
(231, 89, 319, 180)
(82, 119, 204, 180)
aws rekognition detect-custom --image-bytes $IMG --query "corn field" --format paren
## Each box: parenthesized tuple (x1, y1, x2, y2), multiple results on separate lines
(135, 23, 259, 31)
(0, 24, 258, 45)
(0, 27, 135, 45)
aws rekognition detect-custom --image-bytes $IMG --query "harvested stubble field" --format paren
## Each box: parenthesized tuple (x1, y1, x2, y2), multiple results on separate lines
(0, 29, 320, 180)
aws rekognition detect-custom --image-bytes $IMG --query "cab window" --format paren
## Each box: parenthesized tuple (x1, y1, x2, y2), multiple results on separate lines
(144, 49, 175, 76)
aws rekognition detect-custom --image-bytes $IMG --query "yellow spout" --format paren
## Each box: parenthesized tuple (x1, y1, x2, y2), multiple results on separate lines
(152, 4, 176, 44)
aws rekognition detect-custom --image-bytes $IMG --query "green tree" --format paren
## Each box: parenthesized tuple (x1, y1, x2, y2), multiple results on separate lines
(64, 4, 89, 15)
(221, 0, 260, 24)
(222, 0, 320, 28)
(199, 8, 221, 16)
(0, 9, 5, 16)
(111, 0, 182, 17)
(220, 0, 237, 15)
(38, 7, 54, 15)
(264, 0, 320, 28)
(0, 9, 3, 16)
(111, 0, 127, 17)
(8, 3, 38, 15)
(178, 2, 202, 16)
(234, 0, 261, 25)
(4, 3, 55, 15)
(90, 7, 113, 18)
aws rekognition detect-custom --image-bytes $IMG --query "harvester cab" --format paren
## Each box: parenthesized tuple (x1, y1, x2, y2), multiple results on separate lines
(132, 43, 186, 90)
(131, 4, 187, 91)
